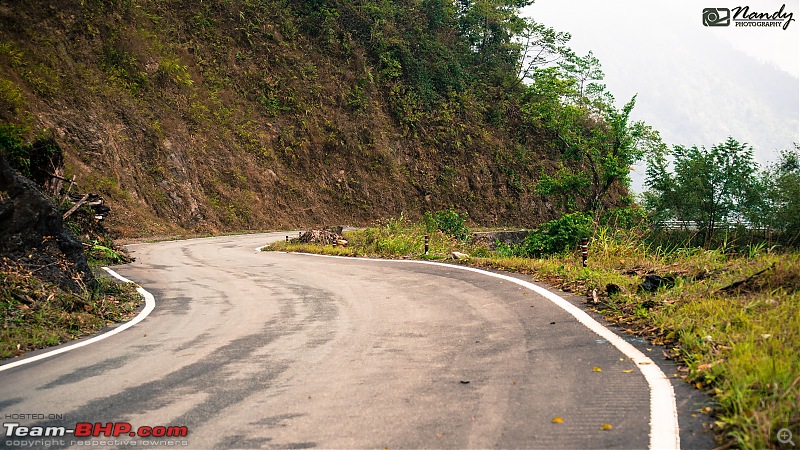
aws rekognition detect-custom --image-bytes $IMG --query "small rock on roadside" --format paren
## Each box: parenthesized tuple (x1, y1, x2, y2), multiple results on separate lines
(450, 251, 470, 260)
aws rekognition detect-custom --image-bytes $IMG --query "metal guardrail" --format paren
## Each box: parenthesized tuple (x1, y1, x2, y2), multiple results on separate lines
(652, 221, 772, 232)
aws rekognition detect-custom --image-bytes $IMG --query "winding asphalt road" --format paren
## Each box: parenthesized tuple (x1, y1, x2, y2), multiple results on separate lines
(0, 232, 713, 449)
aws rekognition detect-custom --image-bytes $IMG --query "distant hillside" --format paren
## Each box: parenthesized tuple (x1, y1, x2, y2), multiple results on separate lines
(0, 0, 630, 237)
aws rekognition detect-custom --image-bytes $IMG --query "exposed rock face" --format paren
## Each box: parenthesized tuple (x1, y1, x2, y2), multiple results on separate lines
(0, 154, 94, 292)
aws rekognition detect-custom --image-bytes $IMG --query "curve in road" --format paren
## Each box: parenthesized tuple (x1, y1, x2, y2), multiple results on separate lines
(298, 253, 680, 450)
(0, 232, 701, 449)
(0, 269, 155, 373)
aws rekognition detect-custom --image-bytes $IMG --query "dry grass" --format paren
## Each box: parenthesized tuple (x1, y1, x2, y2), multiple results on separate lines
(0, 261, 142, 360)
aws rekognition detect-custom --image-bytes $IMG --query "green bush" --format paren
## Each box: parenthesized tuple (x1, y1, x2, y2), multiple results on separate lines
(0, 123, 30, 176)
(424, 208, 470, 242)
(0, 125, 62, 184)
(494, 241, 521, 257)
(0, 76, 25, 114)
(520, 212, 593, 257)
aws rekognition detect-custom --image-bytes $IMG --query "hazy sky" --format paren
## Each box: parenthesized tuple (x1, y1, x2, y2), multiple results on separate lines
(522, 0, 800, 192)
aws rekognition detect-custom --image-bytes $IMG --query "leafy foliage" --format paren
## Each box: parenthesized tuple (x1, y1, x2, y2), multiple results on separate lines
(0, 75, 25, 116)
(535, 166, 590, 211)
(600, 201, 647, 231)
(645, 137, 761, 246)
(102, 45, 149, 94)
(514, 18, 572, 85)
(424, 208, 471, 242)
(518, 211, 593, 257)
(0, 123, 62, 185)
(755, 145, 800, 239)
(522, 58, 663, 214)
(455, 0, 533, 83)
(0, 123, 29, 177)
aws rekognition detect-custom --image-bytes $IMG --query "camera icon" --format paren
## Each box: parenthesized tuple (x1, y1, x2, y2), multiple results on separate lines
(703, 8, 731, 26)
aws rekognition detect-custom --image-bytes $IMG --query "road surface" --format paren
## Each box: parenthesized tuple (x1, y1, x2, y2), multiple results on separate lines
(0, 232, 712, 449)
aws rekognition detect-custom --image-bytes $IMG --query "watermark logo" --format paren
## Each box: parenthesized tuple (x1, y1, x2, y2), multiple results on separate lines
(703, 8, 731, 26)
(703, 4, 795, 29)
(4, 421, 190, 447)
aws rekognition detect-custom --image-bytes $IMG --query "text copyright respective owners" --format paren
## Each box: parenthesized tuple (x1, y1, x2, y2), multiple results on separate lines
(4, 421, 190, 447)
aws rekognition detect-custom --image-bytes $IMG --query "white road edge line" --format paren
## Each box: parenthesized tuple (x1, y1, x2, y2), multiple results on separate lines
(293, 252, 680, 450)
(0, 267, 156, 373)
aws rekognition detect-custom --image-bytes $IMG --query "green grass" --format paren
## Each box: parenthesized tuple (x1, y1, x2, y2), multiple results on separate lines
(0, 263, 143, 359)
(265, 216, 491, 260)
(264, 219, 800, 449)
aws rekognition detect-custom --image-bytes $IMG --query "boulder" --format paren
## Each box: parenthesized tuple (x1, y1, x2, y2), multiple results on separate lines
(638, 274, 675, 293)
(0, 154, 94, 292)
(450, 251, 470, 260)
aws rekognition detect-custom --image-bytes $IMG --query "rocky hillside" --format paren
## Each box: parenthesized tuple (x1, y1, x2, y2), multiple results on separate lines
(0, 0, 630, 237)
(0, 153, 93, 291)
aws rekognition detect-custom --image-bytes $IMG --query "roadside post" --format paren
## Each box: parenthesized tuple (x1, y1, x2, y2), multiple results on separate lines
(581, 237, 588, 267)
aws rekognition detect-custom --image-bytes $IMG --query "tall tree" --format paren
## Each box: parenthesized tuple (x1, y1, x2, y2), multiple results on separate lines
(757, 145, 800, 239)
(455, 0, 533, 81)
(514, 18, 572, 86)
(558, 50, 607, 105)
(645, 137, 760, 245)
(523, 61, 663, 214)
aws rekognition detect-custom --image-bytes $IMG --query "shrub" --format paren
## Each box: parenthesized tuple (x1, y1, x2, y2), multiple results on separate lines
(0, 123, 31, 177)
(0, 125, 62, 184)
(424, 208, 470, 242)
(520, 212, 593, 257)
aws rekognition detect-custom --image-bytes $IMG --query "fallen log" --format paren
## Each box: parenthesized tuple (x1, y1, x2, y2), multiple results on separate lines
(62, 194, 90, 220)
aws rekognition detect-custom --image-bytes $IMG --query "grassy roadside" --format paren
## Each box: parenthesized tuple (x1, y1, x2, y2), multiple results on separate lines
(265, 218, 800, 449)
(0, 257, 143, 361)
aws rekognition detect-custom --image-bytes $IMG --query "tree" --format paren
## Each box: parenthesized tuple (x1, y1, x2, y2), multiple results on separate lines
(535, 166, 590, 211)
(513, 18, 572, 86)
(522, 60, 663, 215)
(644, 137, 760, 246)
(455, 0, 533, 81)
(558, 51, 608, 105)
(422, 0, 456, 30)
(758, 144, 800, 240)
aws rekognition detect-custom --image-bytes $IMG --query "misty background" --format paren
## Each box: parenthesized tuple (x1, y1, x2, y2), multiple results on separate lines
(523, 0, 800, 193)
